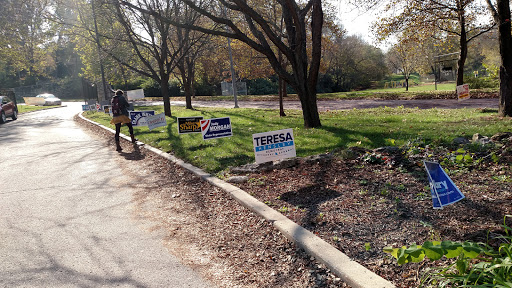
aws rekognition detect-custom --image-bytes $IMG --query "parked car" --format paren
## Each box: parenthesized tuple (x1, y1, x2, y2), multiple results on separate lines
(0, 95, 18, 124)
(36, 93, 62, 106)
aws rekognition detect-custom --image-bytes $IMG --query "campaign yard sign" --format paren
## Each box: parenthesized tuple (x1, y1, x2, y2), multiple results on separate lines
(457, 84, 470, 101)
(200, 117, 232, 140)
(177, 117, 203, 134)
(95, 103, 101, 111)
(253, 128, 296, 164)
(126, 89, 145, 101)
(146, 113, 167, 131)
(103, 105, 111, 114)
(82, 105, 90, 111)
(424, 161, 465, 209)
(129, 111, 155, 127)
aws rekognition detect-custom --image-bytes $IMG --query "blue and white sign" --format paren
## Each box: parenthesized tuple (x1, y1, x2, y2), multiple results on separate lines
(424, 161, 465, 209)
(200, 117, 232, 140)
(82, 105, 90, 111)
(146, 112, 167, 131)
(129, 110, 155, 127)
(253, 128, 296, 164)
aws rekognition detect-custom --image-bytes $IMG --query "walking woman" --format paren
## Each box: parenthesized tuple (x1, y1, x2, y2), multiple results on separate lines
(110, 90, 136, 151)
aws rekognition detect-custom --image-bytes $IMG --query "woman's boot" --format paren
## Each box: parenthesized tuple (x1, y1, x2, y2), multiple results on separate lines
(130, 134, 137, 143)
(116, 140, 123, 151)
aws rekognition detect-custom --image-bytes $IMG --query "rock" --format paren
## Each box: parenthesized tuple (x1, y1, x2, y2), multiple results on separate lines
(273, 158, 299, 169)
(453, 136, 470, 145)
(226, 176, 249, 183)
(472, 133, 485, 142)
(472, 133, 492, 145)
(373, 146, 401, 154)
(303, 154, 333, 164)
(491, 132, 512, 142)
(230, 162, 274, 174)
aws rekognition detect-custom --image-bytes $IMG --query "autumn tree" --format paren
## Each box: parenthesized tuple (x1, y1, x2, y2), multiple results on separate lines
(386, 33, 426, 91)
(323, 35, 387, 91)
(109, 0, 186, 116)
(358, 0, 494, 87)
(485, 0, 512, 116)
(121, 0, 324, 128)
(168, 0, 213, 109)
(0, 0, 56, 85)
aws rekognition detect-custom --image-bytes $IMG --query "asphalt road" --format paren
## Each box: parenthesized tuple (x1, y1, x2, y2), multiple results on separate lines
(138, 98, 499, 111)
(0, 103, 214, 288)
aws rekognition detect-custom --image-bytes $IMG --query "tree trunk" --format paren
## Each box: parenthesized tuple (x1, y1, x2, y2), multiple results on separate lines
(179, 63, 193, 109)
(457, 9, 468, 86)
(294, 81, 321, 128)
(405, 76, 409, 91)
(278, 76, 286, 117)
(498, 0, 512, 116)
(184, 77, 193, 109)
(160, 74, 172, 117)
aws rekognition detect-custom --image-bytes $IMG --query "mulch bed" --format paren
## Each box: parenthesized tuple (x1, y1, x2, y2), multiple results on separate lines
(234, 146, 512, 287)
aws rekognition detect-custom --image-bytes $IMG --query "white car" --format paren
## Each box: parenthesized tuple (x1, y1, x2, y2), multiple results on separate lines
(36, 93, 62, 106)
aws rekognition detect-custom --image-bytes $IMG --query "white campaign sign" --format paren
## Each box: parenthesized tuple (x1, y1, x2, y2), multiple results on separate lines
(126, 89, 145, 101)
(252, 128, 296, 164)
(146, 113, 167, 131)
(456, 84, 470, 101)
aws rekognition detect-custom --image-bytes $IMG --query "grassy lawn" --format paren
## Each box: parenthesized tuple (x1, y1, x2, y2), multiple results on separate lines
(84, 105, 511, 174)
(364, 83, 455, 93)
(153, 82, 496, 102)
(317, 83, 458, 100)
(18, 105, 61, 113)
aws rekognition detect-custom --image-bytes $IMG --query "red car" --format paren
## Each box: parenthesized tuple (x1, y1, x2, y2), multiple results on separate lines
(0, 95, 18, 124)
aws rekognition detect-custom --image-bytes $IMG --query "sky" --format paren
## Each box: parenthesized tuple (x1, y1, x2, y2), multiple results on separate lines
(333, 2, 391, 50)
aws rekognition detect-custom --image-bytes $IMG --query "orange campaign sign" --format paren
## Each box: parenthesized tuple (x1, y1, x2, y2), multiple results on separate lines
(456, 84, 470, 101)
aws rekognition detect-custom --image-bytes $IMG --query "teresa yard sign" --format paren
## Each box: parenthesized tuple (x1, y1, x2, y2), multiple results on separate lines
(457, 84, 470, 101)
(177, 117, 203, 134)
(253, 129, 296, 164)
(200, 117, 232, 140)
(424, 161, 465, 209)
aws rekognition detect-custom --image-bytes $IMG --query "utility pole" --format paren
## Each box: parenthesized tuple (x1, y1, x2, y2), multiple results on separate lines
(222, 6, 239, 108)
(91, 0, 109, 102)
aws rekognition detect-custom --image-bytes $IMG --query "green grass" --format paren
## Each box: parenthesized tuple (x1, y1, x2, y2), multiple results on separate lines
(318, 83, 458, 100)
(84, 105, 511, 173)
(18, 105, 60, 113)
(366, 83, 456, 93)
(160, 82, 493, 102)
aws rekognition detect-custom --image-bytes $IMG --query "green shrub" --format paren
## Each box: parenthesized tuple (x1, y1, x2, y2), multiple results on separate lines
(465, 76, 499, 89)
(384, 215, 512, 287)
(246, 77, 278, 95)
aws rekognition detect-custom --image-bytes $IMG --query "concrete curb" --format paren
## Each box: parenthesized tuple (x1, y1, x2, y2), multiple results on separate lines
(78, 112, 395, 288)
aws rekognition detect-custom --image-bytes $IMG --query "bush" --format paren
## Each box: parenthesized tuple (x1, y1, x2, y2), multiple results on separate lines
(246, 78, 278, 95)
(384, 215, 512, 288)
(140, 78, 182, 97)
(465, 76, 499, 89)
(194, 79, 216, 96)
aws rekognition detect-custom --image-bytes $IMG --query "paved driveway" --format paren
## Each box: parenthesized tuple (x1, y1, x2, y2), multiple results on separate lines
(136, 98, 499, 111)
(0, 103, 213, 288)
